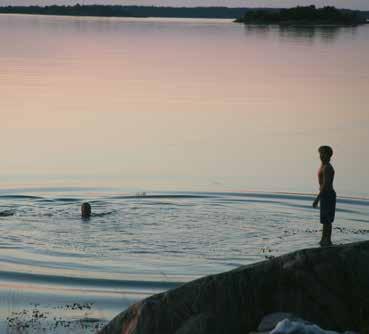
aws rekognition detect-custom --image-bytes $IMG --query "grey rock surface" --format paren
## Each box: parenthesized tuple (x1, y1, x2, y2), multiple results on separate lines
(99, 240, 369, 334)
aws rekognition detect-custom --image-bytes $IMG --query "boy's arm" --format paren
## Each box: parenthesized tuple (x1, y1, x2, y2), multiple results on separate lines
(313, 194, 320, 208)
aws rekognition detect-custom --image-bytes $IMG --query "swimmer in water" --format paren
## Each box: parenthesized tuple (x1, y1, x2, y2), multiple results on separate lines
(81, 202, 91, 219)
(313, 145, 336, 247)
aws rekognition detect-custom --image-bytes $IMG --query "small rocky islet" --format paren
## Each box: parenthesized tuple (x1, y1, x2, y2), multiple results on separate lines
(99, 239, 369, 334)
(235, 5, 368, 26)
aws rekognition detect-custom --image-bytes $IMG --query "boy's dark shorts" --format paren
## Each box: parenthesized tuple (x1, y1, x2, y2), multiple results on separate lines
(320, 190, 336, 224)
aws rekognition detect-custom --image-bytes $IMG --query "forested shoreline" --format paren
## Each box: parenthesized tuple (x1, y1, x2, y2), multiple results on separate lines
(1, 4, 367, 21)
(0, 5, 248, 19)
(235, 5, 368, 25)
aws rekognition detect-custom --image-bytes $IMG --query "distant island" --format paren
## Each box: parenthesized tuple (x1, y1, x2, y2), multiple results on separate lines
(235, 6, 368, 26)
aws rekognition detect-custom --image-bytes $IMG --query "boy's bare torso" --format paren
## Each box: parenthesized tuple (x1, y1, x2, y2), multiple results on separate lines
(318, 163, 335, 192)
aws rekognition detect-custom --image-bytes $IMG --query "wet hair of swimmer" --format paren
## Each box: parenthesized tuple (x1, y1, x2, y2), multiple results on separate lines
(81, 202, 92, 218)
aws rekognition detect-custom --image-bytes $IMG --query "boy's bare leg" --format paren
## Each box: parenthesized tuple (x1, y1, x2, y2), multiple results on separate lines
(320, 224, 333, 247)
(326, 223, 332, 245)
(319, 226, 326, 246)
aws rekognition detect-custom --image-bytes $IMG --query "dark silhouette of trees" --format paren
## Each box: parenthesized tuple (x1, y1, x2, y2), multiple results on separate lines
(0, 5, 134, 17)
(0, 5, 367, 22)
(235, 6, 368, 25)
(0, 5, 248, 19)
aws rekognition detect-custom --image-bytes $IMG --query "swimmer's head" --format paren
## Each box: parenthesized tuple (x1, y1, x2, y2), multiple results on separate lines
(318, 145, 333, 163)
(81, 202, 91, 218)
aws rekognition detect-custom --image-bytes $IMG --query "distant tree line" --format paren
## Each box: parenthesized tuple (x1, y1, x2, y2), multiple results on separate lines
(0, 4, 248, 19)
(235, 6, 368, 25)
(0, 4, 368, 21)
(0, 4, 134, 17)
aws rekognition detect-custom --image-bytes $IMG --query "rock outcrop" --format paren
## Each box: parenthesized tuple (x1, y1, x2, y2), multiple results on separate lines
(99, 240, 369, 334)
(252, 313, 357, 334)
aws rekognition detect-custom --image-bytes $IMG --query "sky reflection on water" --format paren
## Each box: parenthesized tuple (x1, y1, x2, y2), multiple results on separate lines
(0, 15, 368, 196)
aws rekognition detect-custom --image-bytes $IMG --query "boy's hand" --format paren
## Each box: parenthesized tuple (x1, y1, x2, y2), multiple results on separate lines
(312, 198, 319, 208)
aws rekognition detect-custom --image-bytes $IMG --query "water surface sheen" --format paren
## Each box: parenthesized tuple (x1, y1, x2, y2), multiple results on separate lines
(0, 15, 369, 195)
(0, 188, 369, 331)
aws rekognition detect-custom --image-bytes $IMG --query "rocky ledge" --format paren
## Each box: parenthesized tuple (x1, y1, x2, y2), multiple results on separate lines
(99, 240, 369, 334)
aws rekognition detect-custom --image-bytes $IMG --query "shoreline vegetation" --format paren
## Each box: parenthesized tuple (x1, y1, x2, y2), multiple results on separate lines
(0, 5, 247, 19)
(235, 5, 369, 26)
(0, 4, 368, 23)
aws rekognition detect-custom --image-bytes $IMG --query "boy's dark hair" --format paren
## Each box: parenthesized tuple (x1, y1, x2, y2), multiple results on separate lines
(318, 145, 333, 158)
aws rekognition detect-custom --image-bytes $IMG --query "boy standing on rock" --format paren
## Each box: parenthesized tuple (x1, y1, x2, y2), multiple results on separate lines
(313, 146, 336, 247)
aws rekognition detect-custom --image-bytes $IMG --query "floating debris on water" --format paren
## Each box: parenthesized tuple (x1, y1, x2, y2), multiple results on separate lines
(5, 303, 106, 333)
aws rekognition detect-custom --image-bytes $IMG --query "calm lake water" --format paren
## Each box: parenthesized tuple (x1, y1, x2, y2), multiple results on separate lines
(0, 14, 368, 333)
(1, 14, 369, 196)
